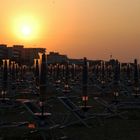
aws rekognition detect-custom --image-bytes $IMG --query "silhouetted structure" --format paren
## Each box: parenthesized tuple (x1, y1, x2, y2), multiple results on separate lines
(47, 52, 68, 64)
(40, 53, 47, 117)
(82, 57, 89, 111)
(0, 44, 46, 65)
(35, 59, 39, 86)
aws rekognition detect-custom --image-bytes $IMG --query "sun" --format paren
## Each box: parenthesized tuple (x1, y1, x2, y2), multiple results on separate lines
(21, 25, 32, 36)
(12, 15, 41, 41)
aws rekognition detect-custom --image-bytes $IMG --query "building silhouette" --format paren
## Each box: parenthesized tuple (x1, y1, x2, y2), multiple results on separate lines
(47, 52, 68, 64)
(0, 44, 46, 66)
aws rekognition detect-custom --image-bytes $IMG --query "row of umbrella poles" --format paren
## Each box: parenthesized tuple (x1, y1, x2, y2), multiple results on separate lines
(1, 54, 140, 115)
(44, 59, 140, 85)
(0, 59, 27, 100)
(0, 54, 68, 140)
(1, 54, 140, 139)
(0, 54, 94, 138)
(33, 56, 91, 112)
(34, 55, 91, 114)
(1, 54, 140, 113)
(45, 58, 140, 94)
(0, 53, 50, 118)
(1, 57, 140, 91)
(27, 53, 68, 139)
(39, 58, 140, 114)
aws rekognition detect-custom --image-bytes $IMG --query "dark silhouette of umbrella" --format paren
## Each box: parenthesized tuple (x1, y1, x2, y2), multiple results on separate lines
(56, 64, 60, 80)
(40, 53, 47, 87)
(20, 65, 24, 80)
(114, 60, 120, 84)
(134, 59, 139, 84)
(11, 61, 15, 81)
(101, 61, 105, 80)
(134, 59, 139, 98)
(9, 60, 11, 74)
(40, 53, 47, 118)
(3, 60, 8, 91)
(82, 57, 88, 111)
(35, 59, 39, 86)
(65, 62, 69, 85)
(15, 64, 18, 79)
(127, 64, 131, 79)
(71, 64, 75, 80)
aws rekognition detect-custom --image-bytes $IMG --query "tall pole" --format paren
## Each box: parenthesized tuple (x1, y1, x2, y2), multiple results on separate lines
(35, 59, 39, 87)
(82, 57, 88, 110)
(134, 59, 139, 98)
(3, 60, 8, 91)
(134, 59, 138, 84)
(40, 53, 47, 118)
(2, 60, 8, 100)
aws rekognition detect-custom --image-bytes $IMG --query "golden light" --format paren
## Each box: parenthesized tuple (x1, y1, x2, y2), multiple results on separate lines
(21, 25, 32, 36)
(12, 14, 41, 41)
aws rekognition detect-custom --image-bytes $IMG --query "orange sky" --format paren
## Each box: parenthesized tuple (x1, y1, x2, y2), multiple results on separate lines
(0, 0, 140, 62)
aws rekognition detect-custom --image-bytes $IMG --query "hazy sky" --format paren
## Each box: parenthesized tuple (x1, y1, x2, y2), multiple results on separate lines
(0, 0, 140, 62)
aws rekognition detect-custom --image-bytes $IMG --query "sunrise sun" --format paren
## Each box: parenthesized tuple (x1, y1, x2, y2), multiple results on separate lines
(21, 25, 32, 36)
(12, 15, 41, 41)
